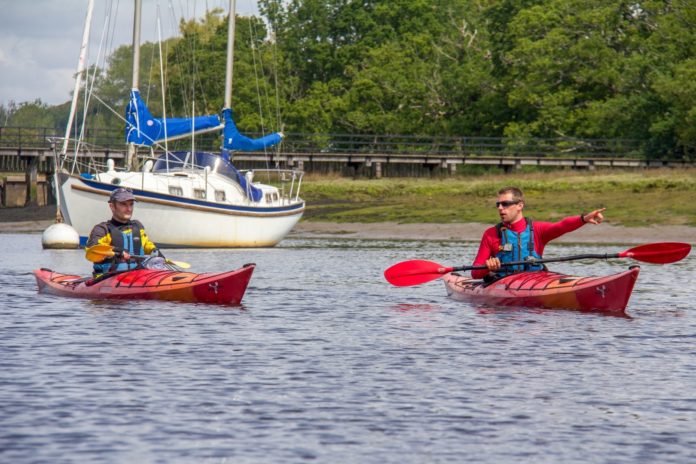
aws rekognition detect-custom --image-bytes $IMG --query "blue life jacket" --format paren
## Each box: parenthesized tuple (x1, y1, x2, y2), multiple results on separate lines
(495, 218, 544, 276)
(93, 221, 144, 275)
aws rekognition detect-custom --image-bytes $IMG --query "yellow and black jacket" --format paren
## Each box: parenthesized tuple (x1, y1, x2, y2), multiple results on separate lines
(86, 219, 157, 275)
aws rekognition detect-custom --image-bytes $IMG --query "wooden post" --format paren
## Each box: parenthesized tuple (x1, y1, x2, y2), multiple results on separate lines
(24, 153, 39, 206)
(375, 162, 382, 179)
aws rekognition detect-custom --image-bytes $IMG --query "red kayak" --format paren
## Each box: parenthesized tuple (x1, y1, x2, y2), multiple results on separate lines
(442, 266, 640, 313)
(34, 264, 255, 305)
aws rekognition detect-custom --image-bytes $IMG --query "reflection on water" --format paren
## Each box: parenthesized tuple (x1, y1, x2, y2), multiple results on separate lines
(1, 234, 694, 463)
(390, 303, 442, 312)
(473, 304, 634, 319)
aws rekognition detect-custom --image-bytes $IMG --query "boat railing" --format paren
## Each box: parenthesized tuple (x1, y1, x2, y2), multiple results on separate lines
(59, 152, 110, 177)
(48, 136, 127, 177)
(245, 169, 304, 204)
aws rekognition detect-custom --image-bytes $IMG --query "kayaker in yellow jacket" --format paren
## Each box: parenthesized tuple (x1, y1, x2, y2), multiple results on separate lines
(85, 187, 158, 276)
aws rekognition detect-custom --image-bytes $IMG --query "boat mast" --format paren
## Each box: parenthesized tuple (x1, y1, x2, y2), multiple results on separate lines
(57, 0, 94, 222)
(62, 0, 94, 158)
(224, 0, 236, 110)
(126, 0, 142, 170)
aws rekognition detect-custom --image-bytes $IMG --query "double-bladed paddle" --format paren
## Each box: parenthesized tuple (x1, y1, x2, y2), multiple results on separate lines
(384, 242, 691, 287)
(85, 244, 191, 269)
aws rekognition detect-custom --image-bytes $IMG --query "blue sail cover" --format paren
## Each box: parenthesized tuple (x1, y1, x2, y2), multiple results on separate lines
(125, 90, 222, 146)
(222, 108, 283, 151)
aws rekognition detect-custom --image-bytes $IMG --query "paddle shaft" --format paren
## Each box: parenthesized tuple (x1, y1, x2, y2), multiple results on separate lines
(115, 253, 188, 269)
(87, 249, 151, 262)
(384, 242, 690, 287)
(123, 253, 152, 261)
(450, 252, 621, 273)
(86, 244, 190, 268)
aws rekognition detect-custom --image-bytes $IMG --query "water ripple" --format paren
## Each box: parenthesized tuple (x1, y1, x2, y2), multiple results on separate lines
(0, 236, 694, 463)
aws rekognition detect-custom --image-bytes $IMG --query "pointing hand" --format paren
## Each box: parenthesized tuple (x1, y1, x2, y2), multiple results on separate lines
(583, 208, 606, 225)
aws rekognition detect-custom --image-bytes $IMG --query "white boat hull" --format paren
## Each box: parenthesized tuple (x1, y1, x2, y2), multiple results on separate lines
(58, 173, 304, 248)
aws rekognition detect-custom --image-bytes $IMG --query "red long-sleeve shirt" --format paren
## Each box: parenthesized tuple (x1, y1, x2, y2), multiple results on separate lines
(471, 215, 585, 279)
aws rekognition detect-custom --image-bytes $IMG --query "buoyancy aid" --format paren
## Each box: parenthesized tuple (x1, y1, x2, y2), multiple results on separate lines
(495, 218, 544, 276)
(92, 221, 145, 275)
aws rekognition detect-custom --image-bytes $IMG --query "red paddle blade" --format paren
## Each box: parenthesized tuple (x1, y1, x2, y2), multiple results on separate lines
(619, 242, 691, 264)
(384, 260, 454, 287)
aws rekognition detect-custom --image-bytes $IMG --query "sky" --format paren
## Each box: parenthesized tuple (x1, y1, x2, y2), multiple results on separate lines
(0, 0, 259, 108)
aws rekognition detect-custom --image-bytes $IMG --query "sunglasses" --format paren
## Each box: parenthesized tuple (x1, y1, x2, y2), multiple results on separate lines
(495, 200, 520, 208)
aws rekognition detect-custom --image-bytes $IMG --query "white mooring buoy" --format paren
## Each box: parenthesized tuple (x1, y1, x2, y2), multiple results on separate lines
(42, 222, 80, 249)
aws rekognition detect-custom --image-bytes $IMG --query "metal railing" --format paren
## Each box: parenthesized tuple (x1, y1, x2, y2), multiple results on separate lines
(280, 133, 643, 158)
(0, 125, 644, 159)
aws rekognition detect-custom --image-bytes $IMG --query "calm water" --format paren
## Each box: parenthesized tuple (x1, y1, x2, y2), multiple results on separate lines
(1, 233, 695, 463)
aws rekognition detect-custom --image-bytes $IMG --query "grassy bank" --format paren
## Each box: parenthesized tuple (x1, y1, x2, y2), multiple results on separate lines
(300, 169, 696, 227)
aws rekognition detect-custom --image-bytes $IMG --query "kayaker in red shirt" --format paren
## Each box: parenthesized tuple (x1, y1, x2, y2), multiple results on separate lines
(471, 186, 606, 280)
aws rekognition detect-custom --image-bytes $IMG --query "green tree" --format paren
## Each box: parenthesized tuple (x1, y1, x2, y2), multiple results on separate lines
(642, 1, 696, 158)
(496, 0, 696, 160)
(7, 100, 56, 128)
(162, 9, 282, 135)
(5, 0, 696, 159)
(269, 0, 499, 136)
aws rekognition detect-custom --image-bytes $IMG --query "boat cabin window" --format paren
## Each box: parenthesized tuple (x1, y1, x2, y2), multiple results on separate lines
(193, 189, 206, 199)
(153, 152, 262, 201)
(215, 190, 226, 202)
(169, 186, 183, 196)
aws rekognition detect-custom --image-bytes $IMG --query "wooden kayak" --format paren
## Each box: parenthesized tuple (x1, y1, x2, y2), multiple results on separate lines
(442, 266, 640, 313)
(34, 264, 255, 305)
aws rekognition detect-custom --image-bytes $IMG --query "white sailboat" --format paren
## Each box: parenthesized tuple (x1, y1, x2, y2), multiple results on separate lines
(56, 0, 304, 248)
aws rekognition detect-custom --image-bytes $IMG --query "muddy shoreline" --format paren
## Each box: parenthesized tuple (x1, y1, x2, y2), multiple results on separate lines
(291, 221, 696, 245)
